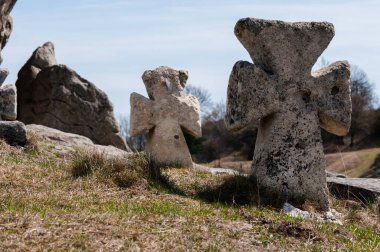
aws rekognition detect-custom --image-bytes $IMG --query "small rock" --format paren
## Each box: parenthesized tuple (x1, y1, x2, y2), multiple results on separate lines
(0, 121, 27, 146)
(24, 227, 47, 239)
(282, 203, 312, 220)
(320, 209, 343, 225)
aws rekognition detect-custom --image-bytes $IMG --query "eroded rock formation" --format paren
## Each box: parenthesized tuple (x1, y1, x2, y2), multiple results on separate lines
(16, 42, 129, 151)
(0, 0, 26, 146)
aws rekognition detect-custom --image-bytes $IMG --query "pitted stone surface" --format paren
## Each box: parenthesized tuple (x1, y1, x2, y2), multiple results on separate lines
(225, 18, 352, 210)
(0, 120, 25, 146)
(0, 1, 25, 147)
(0, 0, 16, 121)
(16, 42, 129, 151)
(130, 66, 201, 168)
(0, 83, 16, 120)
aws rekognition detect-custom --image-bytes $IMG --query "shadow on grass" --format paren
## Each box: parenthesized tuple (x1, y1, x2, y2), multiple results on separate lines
(154, 166, 260, 207)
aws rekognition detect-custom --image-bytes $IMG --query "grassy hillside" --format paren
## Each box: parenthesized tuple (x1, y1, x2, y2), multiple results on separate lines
(0, 136, 379, 251)
(325, 148, 380, 178)
(209, 148, 380, 178)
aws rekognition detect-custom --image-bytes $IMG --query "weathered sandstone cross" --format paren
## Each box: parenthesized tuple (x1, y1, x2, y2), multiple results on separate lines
(225, 18, 352, 210)
(130, 66, 201, 168)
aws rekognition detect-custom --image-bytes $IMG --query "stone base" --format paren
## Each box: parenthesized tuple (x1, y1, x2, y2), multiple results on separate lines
(0, 121, 27, 146)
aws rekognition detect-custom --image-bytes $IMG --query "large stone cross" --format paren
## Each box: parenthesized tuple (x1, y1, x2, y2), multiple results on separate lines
(225, 18, 352, 210)
(130, 66, 201, 168)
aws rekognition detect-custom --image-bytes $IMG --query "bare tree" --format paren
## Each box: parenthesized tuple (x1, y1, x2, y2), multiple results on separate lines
(349, 65, 375, 147)
(118, 114, 146, 152)
(203, 99, 226, 122)
(118, 114, 130, 140)
(184, 84, 213, 114)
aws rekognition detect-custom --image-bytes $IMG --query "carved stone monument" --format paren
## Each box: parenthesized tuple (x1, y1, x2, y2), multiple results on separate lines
(130, 66, 201, 168)
(225, 18, 352, 210)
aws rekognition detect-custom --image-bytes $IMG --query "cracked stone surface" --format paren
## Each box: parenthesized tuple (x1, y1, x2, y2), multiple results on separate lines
(130, 66, 201, 168)
(0, 83, 16, 120)
(225, 18, 352, 210)
(27, 124, 130, 159)
(16, 42, 129, 151)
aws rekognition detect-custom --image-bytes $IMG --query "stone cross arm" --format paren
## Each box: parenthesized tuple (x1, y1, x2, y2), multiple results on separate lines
(130, 92, 202, 138)
(313, 60, 351, 136)
(225, 60, 280, 131)
(176, 95, 202, 137)
(129, 92, 155, 136)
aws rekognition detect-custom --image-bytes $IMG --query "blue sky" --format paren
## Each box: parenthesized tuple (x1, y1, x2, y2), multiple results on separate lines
(3, 0, 380, 115)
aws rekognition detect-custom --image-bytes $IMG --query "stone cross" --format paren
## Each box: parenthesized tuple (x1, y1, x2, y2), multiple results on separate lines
(130, 66, 201, 168)
(225, 18, 352, 210)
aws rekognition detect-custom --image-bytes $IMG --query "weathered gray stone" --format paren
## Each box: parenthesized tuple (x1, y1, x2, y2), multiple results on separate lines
(27, 124, 130, 159)
(327, 177, 380, 203)
(0, 0, 15, 83)
(16, 42, 129, 151)
(0, 83, 16, 120)
(0, 120, 26, 146)
(225, 18, 352, 210)
(130, 66, 201, 168)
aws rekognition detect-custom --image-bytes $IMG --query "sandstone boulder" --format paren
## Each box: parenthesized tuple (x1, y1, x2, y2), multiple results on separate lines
(27, 124, 129, 159)
(16, 42, 129, 151)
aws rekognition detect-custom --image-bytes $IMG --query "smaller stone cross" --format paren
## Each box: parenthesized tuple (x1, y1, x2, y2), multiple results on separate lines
(130, 66, 201, 168)
(225, 18, 352, 210)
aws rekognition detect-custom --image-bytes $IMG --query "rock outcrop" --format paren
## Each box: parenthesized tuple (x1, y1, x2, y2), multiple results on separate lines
(16, 42, 129, 151)
(0, 0, 26, 147)
(130, 66, 201, 168)
(327, 177, 380, 203)
(225, 18, 352, 210)
(27, 124, 129, 159)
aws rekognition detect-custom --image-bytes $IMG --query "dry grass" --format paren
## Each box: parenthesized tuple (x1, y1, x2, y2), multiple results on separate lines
(0, 137, 379, 251)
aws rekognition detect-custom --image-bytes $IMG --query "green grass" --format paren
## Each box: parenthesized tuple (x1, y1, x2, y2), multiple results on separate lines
(0, 136, 379, 251)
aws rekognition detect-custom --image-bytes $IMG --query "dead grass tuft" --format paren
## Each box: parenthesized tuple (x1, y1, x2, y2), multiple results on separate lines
(70, 150, 151, 188)
(24, 130, 43, 154)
